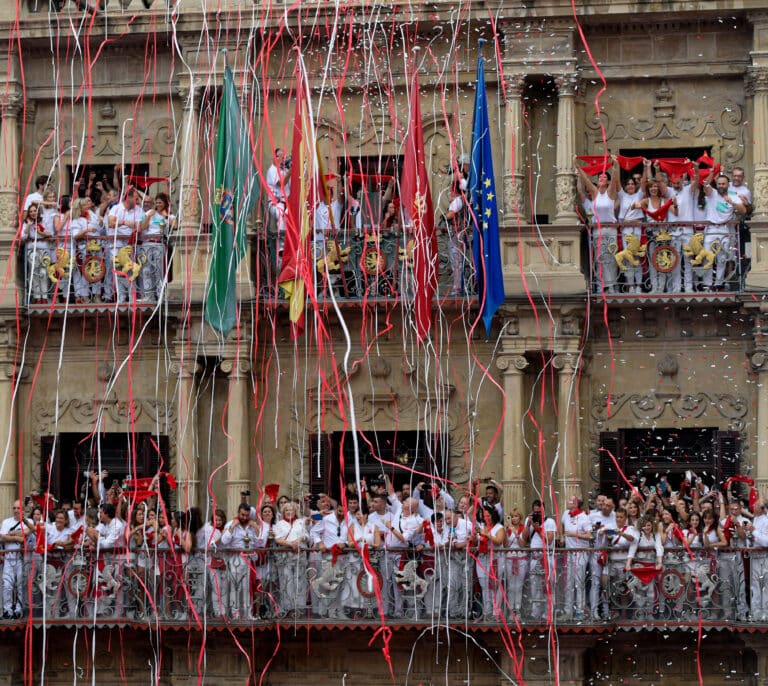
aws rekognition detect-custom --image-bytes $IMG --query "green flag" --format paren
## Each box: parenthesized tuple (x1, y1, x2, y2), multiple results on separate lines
(204, 62, 257, 337)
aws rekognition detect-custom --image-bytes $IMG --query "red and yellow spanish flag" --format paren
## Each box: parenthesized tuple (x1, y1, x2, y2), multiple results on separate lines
(277, 63, 317, 339)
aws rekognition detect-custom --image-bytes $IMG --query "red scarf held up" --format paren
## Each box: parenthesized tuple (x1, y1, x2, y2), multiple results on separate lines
(330, 543, 346, 566)
(422, 520, 435, 548)
(644, 198, 675, 222)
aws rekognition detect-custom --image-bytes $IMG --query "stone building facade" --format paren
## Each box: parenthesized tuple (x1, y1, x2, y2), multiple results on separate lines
(0, 0, 766, 684)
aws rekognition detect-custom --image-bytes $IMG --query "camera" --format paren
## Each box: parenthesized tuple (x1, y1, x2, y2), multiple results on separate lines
(307, 494, 320, 509)
(531, 512, 542, 525)
(604, 529, 617, 536)
(283, 156, 292, 170)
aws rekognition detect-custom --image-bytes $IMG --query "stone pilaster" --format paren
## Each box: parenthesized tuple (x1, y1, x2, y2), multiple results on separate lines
(496, 351, 529, 513)
(168, 84, 206, 302)
(749, 67, 768, 221)
(220, 355, 252, 515)
(502, 73, 526, 222)
(552, 352, 583, 505)
(751, 349, 768, 496)
(0, 89, 22, 233)
(0, 362, 17, 518)
(173, 357, 202, 510)
(553, 73, 579, 225)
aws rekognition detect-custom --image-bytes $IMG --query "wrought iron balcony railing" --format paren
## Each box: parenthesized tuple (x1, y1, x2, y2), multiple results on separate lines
(589, 220, 747, 296)
(5, 546, 766, 627)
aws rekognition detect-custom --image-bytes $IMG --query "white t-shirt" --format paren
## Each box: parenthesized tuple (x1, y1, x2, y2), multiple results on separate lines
(729, 183, 752, 206)
(24, 191, 44, 211)
(528, 516, 556, 550)
(705, 191, 739, 226)
(266, 164, 289, 202)
(618, 189, 644, 222)
(561, 510, 592, 550)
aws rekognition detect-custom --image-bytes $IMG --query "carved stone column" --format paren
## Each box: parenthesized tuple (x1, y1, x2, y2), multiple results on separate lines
(751, 350, 768, 495)
(552, 353, 583, 504)
(168, 85, 206, 302)
(0, 90, 22, 233)
(750, 67, 768, 221)
(554, 74, 579, 225)
(496, 353, 529, 512)
(220, 356, 252, 515)
(502, 74, 526, 222)
(173, 357, 202, 510)
(0, 363, 17, 518)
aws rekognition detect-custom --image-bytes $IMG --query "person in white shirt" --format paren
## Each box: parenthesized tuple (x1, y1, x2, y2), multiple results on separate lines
(476, 506, 506, 617)
(526, 500, 557, 621)
(560, 495, 592, 620)
(702, 171, 746, 289)
(221, 503, 262, 619)
(138, 192, 174, 302)
(626, 516, 663, 613)
(719, 499, 751, 620)
(669, 171, 699, 293)
(0, 501, 28, 618)
(504, 508, 528, 616)
(21, 202, 53, 304)
(588, 496, 616, 619)
(750, 504, 768, 621)
(378, 497, 422, 617)
(23, 175, 47, 211)
(729, 167, 753, 214)
(445, 183, 468, 296)
(310, 502, 350, 617)
(617, 163, 648, 294)
(265, 148, 290, 253)
(105, 188, 146, 303)
(273, 501, 308, 616)
(45, 510, 75, 618)
(600, 508, 636, 618)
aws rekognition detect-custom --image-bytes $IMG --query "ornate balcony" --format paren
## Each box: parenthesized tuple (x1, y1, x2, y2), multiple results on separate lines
(7, 546, 766, 630)
(589, 220, 748, 298)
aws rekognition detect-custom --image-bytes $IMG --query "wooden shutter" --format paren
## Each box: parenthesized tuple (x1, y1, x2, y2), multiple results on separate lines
(599, 431, 624, 498)
(715, 430, 741, 485)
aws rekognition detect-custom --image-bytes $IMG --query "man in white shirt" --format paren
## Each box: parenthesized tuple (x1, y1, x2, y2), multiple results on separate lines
(266, 148, 289, 253)
(526, 500, 557, 621)
(720, 499, 751, 620)
(105, 188, 145, 303)
(23, 175, 47, 211)
(0, 501, 28, 618)
(560, 495, 592, 620)
(221, 503, 262, 619)
(588, 496, 616, 619)
(750, 503, 768, 621)
(601, 507, 636, 616)
(729, 167, 753, 214)
(702, 172, 746, 289)
(445, 183, 468, 296)
(378, 498, 422, 617)
(310, 502, 350, 618)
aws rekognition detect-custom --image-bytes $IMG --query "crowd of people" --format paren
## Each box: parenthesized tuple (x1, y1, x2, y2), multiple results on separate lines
(21, 170, 175, 306)
(576, 155, 753, 295)
(2, 470, 768, 624)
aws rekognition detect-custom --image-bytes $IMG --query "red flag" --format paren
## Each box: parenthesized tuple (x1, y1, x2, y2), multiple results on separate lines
(163, 472, 178, 491)
(277, 66, 316, 339)
(655, 158, 693, 182)
(400, 71, 436, 344)
(615, 155, 644, 171)
(30, 492, 57, 512)
(576, 155, 611, 176)
(264, 483, 280, 503)
(124, 476, 155, 491)
(128, 490, 157, 504)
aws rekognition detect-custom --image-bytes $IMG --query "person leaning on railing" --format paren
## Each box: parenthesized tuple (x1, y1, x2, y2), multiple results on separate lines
(273, 501, 308, 617)
(575, 155, 620, 294)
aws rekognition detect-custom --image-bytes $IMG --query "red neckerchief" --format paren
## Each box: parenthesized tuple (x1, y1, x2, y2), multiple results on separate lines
(723, 517, 737, 545)
(612, 525, 627, 545)
(422, 520, 435, 548)
(569, 508, 583, 518)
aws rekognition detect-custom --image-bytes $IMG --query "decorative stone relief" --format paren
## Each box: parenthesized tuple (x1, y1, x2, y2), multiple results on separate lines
(584, 80, 746, 167)
(591, 391, 748, 432)
(30, 393, 178, 478)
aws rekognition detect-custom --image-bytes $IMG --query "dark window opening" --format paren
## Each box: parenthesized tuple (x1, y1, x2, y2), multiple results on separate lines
(309, 430, 446, 501)
(599, 428, 740, 499)
(41, 433, 170, 506)
(342, 155, 402, 230)
(66, 164, 150, 200)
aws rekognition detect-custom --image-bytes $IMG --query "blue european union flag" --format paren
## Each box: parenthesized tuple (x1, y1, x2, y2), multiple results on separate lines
(468, 42, 504, 338)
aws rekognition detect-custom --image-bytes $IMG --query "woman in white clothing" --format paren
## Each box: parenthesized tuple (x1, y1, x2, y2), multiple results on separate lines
(625, 516, 663, 614)
(347, 510, 381, 612)
(504, 508, 528, 616)
(617, 160, 649, 293)
(273, 501, 308, 616)
(476, 506, 506, 618)
(576, 155, 621, 294)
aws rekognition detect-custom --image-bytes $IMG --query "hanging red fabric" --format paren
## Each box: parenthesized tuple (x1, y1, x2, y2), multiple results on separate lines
(655, 158, 693, 182)
(644, 198, 675, 222)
